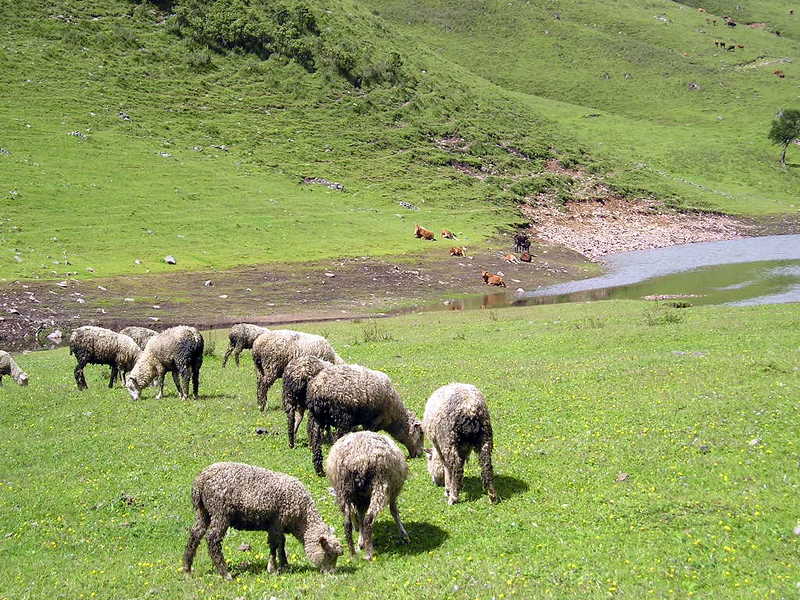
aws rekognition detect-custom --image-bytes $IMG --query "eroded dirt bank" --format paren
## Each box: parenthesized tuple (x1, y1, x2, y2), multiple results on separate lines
(0, 243, 592, 351)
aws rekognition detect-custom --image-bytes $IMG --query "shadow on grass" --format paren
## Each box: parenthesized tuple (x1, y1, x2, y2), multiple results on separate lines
(227, 559, 357, 577)
(371, 520, 448, 556)
(461, 474, 529, 502)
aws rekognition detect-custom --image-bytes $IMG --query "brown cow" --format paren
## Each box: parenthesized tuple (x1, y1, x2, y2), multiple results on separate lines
(414, 224, 435, 240)
(774, 70, 786, 78)
(450, 247, 466, 257)
(481, 271, 507, 287)
(520, 251, 532, 263)
(441, 229, 456, 239)
(502, 253, 520, 264)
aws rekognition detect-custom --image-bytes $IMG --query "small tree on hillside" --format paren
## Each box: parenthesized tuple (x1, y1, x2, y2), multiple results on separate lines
(768, 109, 800, 166)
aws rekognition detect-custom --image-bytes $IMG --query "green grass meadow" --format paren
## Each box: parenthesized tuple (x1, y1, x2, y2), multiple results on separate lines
(2, 300, 799, 599)
(3, 0, 800, 282)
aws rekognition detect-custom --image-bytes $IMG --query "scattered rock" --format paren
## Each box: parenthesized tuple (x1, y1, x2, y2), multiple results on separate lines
(86, 267, 95, 272)
(324, 272, 336, 278)
(118, 111, 131, 121)
(255, 427, 268, 435)
(698, 444, 710, 454)
(398, 201, 419, 211)
(123, 297, 135, 302)
(148, 317, 159, 322)
(238, 543, 251, 552)
(46, 330, 63, 343)
(219, 294, 228, 299)
(748, 438, 762, 447)
(67, 131, 88, 140)
(134, 259, 142, 265)
(97, 285, 107, 291)
(56, 281, 68, 288)
(76, 298, 85, 304)
(211, 144, 229, 152)
(687, 82, 701, 91)
(302, 177, 344, 191)
(203, 280, 213, 287)
(158, 152, 172, 158)
(164, 255, 176, 265)
(615, 472, 630, 482)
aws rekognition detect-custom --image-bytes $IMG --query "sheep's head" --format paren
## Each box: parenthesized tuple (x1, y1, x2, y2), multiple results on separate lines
(306, 527, 343, 574)
(406, 418, 424, 458)
(424, 448, 445, 486)
(126, 376, 141, 401)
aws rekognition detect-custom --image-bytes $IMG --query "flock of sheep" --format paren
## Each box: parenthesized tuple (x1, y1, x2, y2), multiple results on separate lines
(1, 320, 498, 578)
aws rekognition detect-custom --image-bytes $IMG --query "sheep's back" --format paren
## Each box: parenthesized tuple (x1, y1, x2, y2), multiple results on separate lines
(424, 383, 490, 445)
(194, 462, 313, 527)
(145, 326, 202, 364)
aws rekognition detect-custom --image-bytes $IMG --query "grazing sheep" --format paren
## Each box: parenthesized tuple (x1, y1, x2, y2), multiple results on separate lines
(441, 229, 456, 239)
(282, 356, 333, 448)
(125, 325, 203, 401)
(69, 326, 141, 390)
(183, 462, 343, 579)
(414, 224, 435, 240)
(222, 323, 269, 368)
(0, 351, 29, 386)
(423, 383, 498, 505)
(120, 326, 159, 350)
(520, 251, 532, 262)
(450, 246, 466, 257)
(304, 364, 423, 476)
(251, 329, 342, 412)
(513, 232, 530, 253)
(481, 271, 507, 287)
(326, 431, 410, 560)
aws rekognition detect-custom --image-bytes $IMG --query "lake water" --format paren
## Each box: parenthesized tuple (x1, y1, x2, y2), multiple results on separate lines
(430, 234, 800, 311)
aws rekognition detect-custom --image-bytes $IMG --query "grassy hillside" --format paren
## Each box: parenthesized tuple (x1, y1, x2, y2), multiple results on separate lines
(2, 300, 800, 598)
(1, 0, 798, 282)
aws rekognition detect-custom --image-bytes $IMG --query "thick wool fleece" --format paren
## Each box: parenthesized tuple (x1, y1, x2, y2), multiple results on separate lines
(126, 325, 203, 401)
(423, 383, 498, 505)
(326, 431, 410, 559)
(183, 462, 342, 578)
(222, 323, 270, 368)
(69, 326, 141, 390)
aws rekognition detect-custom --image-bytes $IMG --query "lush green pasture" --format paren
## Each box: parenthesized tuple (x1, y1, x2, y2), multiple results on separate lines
(2, 300, 799, 599)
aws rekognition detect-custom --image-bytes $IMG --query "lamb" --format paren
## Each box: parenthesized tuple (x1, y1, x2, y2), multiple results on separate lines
(0, 351, 29, 386)
(414, 224, 435, 240)
(183, 462, 342, 579)
(281, 356, 333, 448)
(251, 329, 342, 412)
(423, 383, 498, 505)
(69, 326, 141, 390)
(302, 364, 423, 476)
(125, 325, 203, 401)
(222, 323, 269, 368)
(520, 251, 532, 262)
(119, 326, 159, 349)
(326, 431, 410, 560)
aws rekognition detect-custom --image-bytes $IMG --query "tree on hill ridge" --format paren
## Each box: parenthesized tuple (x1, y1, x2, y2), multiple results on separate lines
(768, 109, 800, 167)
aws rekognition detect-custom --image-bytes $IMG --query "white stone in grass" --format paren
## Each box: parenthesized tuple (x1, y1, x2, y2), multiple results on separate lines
(164, 255, 176, 265)
(794, 525, 800, 536)
(124, 297, 135, 302)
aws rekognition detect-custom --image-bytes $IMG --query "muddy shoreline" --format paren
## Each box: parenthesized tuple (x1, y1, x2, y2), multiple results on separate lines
(2, 211, 797, 352)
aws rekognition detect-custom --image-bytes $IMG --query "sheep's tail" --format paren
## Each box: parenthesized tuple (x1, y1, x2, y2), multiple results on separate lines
(454, 412, 485, 447)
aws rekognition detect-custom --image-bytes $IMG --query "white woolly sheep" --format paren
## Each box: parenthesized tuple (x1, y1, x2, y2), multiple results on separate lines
(423, 383, 498, 504)
(0, 350, 29, 386)
(183, 462, 343, 578)
(326, 431, 410, 560)
(282, 356, 333, 448)
(125, 325, 203, 401)
(69, 326, 141, 390)
(302, 364, 423, 476)
(251, 329, 342, 412)
(119, 326, 159, 350)
(222, 323, 270, 368)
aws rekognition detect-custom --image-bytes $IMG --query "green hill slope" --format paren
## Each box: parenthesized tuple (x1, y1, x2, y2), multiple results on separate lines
(0, 0, 797, 281)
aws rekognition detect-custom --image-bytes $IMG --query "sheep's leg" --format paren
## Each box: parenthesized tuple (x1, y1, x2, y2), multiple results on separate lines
(479, 439, 499, 504)
(361, 485, 389, 560)
(191, 358, 201, 400)
(183, 508, 210, 573)
(449, 454, 466, 506)
(178, 366, 191, 401)
(343, 504, 356, 556)
(308, 416, 325, 476)
(171, 371, 182, 399)
(267, 531, 287, 573)
(0, 375, 3, 386)
(206, 516, 231, 580)
(293, 409, 304, 438)
(257, 368, 280, 412)
(222, 344, 234, 368)
(233, 345, 243, 368)
(155, 373, 166, 400)
(390, 496, 410, 543)
(286, 406, 299, 449)
(108, 364, 118, 389)
(74, 360, 88, 390)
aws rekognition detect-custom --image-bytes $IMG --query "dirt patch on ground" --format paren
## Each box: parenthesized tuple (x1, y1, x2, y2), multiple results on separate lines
(0, 243, 592, 351)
